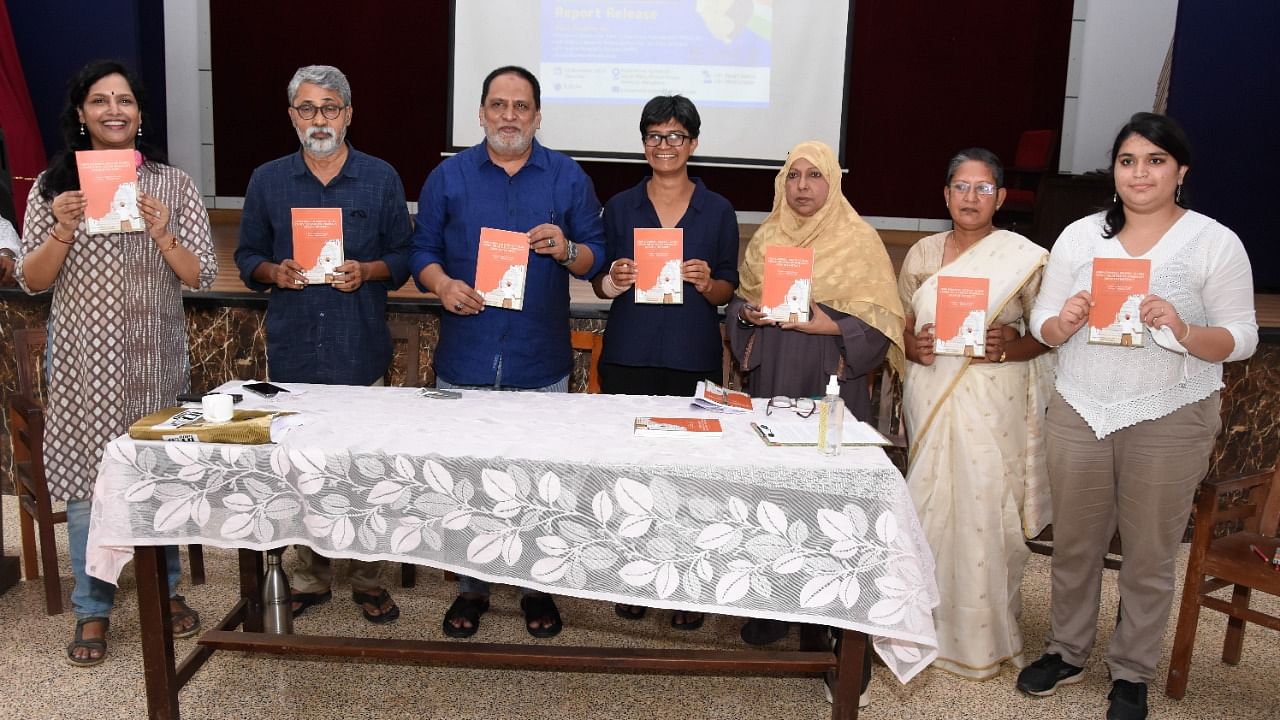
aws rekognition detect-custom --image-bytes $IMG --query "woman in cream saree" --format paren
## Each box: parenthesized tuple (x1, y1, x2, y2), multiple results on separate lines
(898, 149, 1053, 680)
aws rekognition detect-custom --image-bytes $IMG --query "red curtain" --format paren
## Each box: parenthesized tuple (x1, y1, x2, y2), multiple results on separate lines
(0, 0, 47, 227)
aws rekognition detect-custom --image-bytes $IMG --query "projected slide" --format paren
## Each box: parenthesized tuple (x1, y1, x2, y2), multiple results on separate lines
(540, 0, 772, 106)
(452, 1, 850, 166)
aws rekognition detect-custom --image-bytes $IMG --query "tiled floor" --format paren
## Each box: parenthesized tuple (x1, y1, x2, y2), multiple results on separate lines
(0, 500, 1275, 720)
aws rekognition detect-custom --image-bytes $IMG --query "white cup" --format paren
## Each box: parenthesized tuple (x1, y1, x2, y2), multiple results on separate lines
(201, 393, 234, 423)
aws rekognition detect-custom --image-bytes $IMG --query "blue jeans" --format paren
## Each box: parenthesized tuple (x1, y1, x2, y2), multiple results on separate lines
(67, 498, 183, 619)
(437, 371, 566, 596)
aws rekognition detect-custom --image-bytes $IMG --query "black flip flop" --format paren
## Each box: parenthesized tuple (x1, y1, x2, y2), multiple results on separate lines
(65, 617, 109, 668)
(614, 603, 647, 620)
(290, 589, 333, 618)
(351, 588, 400, 624)
(520, 594, 563, 638)
(442, 594, 490, 638)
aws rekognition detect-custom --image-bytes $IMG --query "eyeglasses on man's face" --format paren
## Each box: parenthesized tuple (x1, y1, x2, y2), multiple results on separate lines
(644, 132, 691, 147)
(766, 396, 817, 418)
(949, 181, 997, 196)
(291, 104, 347, 120)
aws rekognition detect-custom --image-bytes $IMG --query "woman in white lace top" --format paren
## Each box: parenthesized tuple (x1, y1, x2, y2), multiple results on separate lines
(1018, 113, 1257, 720)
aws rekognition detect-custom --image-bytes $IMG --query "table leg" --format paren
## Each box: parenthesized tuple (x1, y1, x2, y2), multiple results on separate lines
(136, 545, 179, 719)
(830, 629, 866, 720)
(238, 549, 264, 633)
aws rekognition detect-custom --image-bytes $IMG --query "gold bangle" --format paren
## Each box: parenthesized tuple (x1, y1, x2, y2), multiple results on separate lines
(1178, 323, 1193, 344)
(159, 235, 180, 253)
(50, 231, 73, 246)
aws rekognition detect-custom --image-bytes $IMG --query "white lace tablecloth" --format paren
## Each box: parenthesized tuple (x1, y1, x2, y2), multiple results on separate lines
(87, 383, 939, 681)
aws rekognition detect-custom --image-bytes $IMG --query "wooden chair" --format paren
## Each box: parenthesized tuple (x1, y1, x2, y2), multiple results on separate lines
(1026, 526, 1125, 571)
(570, 329, 603, 393)
(1165, 464, 1280, 699)
(386, 321, 422, 388)
(9, 327, 205, 615)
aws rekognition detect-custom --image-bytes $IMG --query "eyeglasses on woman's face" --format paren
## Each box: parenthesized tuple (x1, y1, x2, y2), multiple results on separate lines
(766, 396, 817, 418)
(643, 132, 691, 147)
(948, 181, 997, 196)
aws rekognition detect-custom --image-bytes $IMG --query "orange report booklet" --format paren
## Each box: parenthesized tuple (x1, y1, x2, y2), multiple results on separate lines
(1089, 257, 1150, 346)
(633, 417, 723, 438)
(475, 227, 530, 310)
(633, 228, 684, 304)
(933, 276, 989, 357)
(761, 246, 814, 322)
(76, 149, 144, 234)
(691, 379, 753, 413)
(291, 208, 345, 284)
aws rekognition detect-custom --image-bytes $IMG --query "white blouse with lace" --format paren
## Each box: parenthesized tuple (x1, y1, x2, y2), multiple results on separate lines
(1030, 211, 1257, 438)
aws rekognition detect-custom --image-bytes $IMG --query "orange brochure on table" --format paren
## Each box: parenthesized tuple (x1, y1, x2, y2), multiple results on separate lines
(633, 228, 684, 304)
(475, 227, 530, 310)
(76, 149, 144, 234)
(291, 208, 345, 284)
(933, 276, 989, 357)
(761, 246, 814, 322)
(633, 416, 723, 438)
(1089, 257, 1150, 347)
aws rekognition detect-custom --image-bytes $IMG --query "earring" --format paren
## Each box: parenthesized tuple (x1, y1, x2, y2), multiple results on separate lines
(1176, 184, 1182, 203)
(137, 124, 143, 137)
(1112, 192, 1118, 203)
(79, 123, 85, 136)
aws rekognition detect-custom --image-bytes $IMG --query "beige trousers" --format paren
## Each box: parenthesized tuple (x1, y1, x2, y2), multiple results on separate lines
(292, 545, 387, 594)
(1042, 390, 1220, 683)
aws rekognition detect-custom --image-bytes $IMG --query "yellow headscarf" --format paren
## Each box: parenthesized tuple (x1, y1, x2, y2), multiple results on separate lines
(737, 140, 906, 375)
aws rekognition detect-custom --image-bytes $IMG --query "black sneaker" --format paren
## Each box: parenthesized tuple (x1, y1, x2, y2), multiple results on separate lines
(1106, 679, 1148, 720)
(1015, 653, 1084, 697)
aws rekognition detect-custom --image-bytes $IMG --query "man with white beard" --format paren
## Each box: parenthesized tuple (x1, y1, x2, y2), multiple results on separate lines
(409, 65, 605, 640)
(235, 65, 412, 624)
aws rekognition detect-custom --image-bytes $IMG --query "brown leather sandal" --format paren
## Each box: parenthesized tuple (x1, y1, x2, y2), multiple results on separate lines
(65, 617, 109, 667)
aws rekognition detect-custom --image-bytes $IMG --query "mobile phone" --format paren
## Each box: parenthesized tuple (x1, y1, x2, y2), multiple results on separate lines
(242, 381, 289, 398)
(176, 392, 242, 404)
(417, 388, 461, 400)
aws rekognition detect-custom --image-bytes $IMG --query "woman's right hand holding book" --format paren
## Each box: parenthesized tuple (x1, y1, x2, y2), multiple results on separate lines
(50, 191, 86, 243)
(1044, 290, 1094, 345)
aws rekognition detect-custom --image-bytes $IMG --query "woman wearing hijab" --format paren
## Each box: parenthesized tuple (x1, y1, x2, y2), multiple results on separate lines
(727, 140, 906, 649)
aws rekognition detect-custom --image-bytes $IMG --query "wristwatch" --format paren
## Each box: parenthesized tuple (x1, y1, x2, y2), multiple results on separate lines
(557, 239, 578, 268)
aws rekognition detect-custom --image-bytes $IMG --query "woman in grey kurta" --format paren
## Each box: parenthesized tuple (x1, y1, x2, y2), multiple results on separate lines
(16, 60, 216, 666)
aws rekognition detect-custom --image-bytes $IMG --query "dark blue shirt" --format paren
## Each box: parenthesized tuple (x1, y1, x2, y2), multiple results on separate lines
(409, 140, 606, 388)
(600, 178, 739, 372)
(235, 146, 412, 385)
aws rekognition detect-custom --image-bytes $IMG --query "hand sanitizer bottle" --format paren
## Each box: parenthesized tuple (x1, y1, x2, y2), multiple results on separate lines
(817, 374, 843, 456)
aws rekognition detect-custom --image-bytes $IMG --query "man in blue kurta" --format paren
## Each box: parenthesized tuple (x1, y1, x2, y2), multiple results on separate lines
(409, 65, 605, 639)
(235, 65, 412, 625)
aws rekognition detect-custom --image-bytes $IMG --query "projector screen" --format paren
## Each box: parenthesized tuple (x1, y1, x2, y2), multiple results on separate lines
(450, 0, 852, 167)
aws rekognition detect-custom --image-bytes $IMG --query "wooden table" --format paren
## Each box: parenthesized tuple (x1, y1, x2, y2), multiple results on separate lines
(88, 385, 939, 719)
